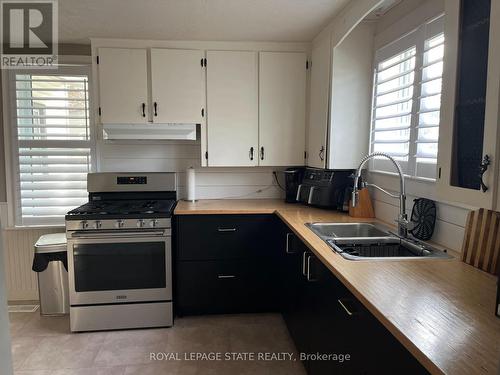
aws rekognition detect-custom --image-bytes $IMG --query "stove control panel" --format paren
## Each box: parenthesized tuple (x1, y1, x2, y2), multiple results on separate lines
(67, 218, 171, 231)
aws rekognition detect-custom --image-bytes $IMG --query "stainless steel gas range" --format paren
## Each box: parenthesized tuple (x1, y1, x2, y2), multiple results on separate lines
(65, 172, 176, 332)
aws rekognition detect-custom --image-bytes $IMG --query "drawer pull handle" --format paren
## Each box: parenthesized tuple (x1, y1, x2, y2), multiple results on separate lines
(302, 251, 309, 276)
(285, 233, 296, 254)
(306, 255, 317, 282)
(218, 275, 236, 279)
(338, 299, 354, 316)
(217, 228, 237, 232)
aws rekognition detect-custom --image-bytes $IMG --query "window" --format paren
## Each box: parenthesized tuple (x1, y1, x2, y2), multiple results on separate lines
(9, 66, 93, 226)
(370, 16, 444, 179)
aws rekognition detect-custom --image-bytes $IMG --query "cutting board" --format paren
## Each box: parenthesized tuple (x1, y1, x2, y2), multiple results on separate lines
(349, 188, 375, 219)
(462, 208, 500, 275)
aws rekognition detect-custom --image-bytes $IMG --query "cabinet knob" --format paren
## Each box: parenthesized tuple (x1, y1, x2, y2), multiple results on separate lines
(141, 103, 146, 117)
(153, 102, 158, 117)
(249, 147, 254, 161)
(260, 147, 265, 161)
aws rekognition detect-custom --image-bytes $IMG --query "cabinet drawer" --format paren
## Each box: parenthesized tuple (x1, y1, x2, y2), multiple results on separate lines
(176, 214, 279, 260)
(176, 259, 278, 315)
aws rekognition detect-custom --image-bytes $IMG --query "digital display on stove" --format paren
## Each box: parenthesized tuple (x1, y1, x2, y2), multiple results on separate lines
(117, 176, 147, 185)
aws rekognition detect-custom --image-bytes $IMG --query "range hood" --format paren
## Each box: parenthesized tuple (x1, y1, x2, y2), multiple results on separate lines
(103, 123, 197, 140)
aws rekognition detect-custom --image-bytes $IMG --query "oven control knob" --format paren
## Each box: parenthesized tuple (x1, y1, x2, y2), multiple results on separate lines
(137, 219, 145, 228)
(150, 219, 159, 228)
(81, 220, 89, 229)
(115, 220, 124, 229)
(94, 220, 102, 229)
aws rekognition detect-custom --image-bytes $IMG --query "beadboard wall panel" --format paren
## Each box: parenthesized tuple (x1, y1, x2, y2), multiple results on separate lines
(2, 227, 63, 301)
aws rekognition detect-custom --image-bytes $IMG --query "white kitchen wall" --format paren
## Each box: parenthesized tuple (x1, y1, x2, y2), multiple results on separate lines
(2, 226, 62, 301)
(97, 138, 285, 200)
(367, 0, 471, 253)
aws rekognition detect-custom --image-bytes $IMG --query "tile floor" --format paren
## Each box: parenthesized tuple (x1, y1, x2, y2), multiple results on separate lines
(9, 312, 306, 375)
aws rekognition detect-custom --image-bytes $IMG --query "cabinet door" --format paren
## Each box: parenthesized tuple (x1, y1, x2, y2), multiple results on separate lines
(98, 48, 148, 124)
(259, 52, 307, 166)
(150, 49, 203, 124)
(206, 51, 258, 166)
(437, 0, 500, 208)
(177, 259, 278, 315)
(307, 35, 331, 169)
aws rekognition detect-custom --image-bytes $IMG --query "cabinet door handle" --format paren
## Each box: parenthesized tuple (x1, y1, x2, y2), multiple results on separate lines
(479, 154, 491, 192)
(249, 147, 254, 161)
(260, 146, 265, 161)
(217, 228, 237, 232)
(217, 275, 236, 279)
(338, 299, 355, 316)
(306, 255, 317, 282)
(153, 102, 158, 117)
(319, 146, 325, 161)
(285, 233, 296, 254)
(141, 103, 146, 117)
(302, 251, 309, 276)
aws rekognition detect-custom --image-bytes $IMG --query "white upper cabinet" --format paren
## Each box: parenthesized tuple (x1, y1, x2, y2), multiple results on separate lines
(307, 36, 331, 169)
(98, 48, 149, 124)
(150, 49, 203, 124)
(206, 51, 258, 167)
(437, 0, 500, 209)
(259, 52, 307, 166)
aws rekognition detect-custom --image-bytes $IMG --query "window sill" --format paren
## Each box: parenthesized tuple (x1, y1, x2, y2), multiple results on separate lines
(368, 169, 437, 184)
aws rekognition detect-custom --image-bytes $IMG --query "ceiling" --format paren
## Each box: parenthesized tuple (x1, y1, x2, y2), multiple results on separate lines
(58, 0, 351, 44)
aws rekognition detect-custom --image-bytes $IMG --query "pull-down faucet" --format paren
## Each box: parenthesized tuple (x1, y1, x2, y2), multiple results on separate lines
(351, 152, 409, 238)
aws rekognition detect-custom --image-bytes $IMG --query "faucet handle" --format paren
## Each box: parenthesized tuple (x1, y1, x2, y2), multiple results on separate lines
(395, 216, 415, 237)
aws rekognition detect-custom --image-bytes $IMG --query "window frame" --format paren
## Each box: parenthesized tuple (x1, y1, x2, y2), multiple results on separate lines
(370, 15, 445, 181)
(4, 64, 96, 227)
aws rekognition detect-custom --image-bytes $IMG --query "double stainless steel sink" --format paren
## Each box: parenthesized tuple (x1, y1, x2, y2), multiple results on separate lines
(306, 222, 452, 261)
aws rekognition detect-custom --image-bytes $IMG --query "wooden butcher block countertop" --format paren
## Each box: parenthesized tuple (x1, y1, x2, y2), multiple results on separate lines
(175, 199, 500, 375)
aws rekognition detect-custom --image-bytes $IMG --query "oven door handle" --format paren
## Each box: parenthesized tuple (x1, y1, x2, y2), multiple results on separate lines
(70, 230, 167, 239)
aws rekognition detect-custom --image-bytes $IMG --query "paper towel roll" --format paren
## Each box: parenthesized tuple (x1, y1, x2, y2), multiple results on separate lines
(186, 167, 196, 202)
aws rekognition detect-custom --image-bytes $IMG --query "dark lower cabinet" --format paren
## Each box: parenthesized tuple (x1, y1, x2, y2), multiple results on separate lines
(175, 214, 429, 374)
(281, 230, 429, 375)
(175, 214, 282, 316)
(177, 258, 279, 315)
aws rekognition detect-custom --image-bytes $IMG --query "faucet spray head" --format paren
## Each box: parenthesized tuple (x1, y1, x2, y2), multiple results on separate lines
(351, 190, 358, 208)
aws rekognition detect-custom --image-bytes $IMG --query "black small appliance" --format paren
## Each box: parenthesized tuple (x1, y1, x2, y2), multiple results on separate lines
(284, 167, 305, 203)
(297, 168, 354, 211)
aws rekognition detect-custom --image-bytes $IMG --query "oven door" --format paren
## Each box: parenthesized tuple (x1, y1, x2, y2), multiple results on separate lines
(67, 229, 171, 305)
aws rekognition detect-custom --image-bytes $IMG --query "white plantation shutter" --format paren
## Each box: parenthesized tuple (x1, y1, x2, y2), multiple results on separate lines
(415, 32, 444, 178)
(371, 16, 444, 179)
(372, 46, 416, 171)
(11, 67, 93, 226)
